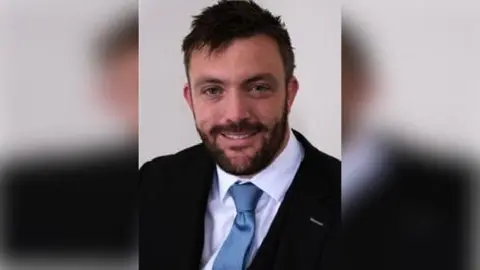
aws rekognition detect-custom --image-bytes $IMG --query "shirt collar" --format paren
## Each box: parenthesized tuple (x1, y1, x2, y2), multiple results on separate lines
(214, 129, 304, 203)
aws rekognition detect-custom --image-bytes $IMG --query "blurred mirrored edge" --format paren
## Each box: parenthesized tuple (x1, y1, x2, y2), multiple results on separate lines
(0, 2, 139, 270)
(341, 9, 479, 270)
(0, 130, 139, 270)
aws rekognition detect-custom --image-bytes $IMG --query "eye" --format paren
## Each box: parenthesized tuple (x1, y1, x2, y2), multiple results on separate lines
(250, 83, 271, 92)
(202, 86, 223, 97)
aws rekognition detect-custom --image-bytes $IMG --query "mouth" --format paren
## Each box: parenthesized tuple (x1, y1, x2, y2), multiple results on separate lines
(220, 131, 260, 143)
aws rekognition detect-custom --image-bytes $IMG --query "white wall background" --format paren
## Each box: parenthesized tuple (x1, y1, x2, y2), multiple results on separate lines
(139, 0, 341, 165)
(0, 0, 8, 160)
(2, 0, 137, 160)
(343, 0, 480, 155)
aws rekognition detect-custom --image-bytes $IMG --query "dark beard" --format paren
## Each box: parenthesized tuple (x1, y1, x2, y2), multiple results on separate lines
(196, 104, 289, 176)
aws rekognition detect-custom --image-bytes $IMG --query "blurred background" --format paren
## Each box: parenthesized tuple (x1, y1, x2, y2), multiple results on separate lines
(1, 1, 138, 269)
(343, 0, 479, 154)
(342, 0, 479, 269)
(2, 1, 137, 157)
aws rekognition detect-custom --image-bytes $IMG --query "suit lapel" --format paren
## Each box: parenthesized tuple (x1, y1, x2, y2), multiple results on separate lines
(249, 130, 340, 270)
(147, 145, 215, 270)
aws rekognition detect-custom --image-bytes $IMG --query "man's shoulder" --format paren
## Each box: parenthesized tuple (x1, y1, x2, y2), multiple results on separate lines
(139, 143, 208, 190)
(293, 129, 340, 170)
(140, 143, 206, 173)
(294, 132, 341, 201)
(299, 138, 341, 176)
(312, 149, 341, 169)
(309, 150, 341, 194)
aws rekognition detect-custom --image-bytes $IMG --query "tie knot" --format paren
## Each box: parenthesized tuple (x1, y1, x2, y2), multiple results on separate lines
(229, 182, 262, 213)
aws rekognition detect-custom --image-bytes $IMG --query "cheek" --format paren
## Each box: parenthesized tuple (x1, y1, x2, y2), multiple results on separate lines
(192, 103, 221, 129)
(252, 100, 284, 124)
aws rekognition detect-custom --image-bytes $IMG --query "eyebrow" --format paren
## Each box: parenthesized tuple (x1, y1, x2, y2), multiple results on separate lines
(243, 73, 277, 85)
(193, 72, 277, 89)
(193, 77, 224, 89)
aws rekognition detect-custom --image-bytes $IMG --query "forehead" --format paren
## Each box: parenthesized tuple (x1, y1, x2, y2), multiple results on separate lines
(188, 35, 285, 83)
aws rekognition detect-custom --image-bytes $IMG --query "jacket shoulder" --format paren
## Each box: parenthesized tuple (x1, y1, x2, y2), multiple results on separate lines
(308, 148, 341, 180)
(315, 150, 341, 169)
(139, 143, 205, 190)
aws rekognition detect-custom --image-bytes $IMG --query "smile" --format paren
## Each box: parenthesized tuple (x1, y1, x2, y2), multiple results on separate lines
(221, 131, 258, 140)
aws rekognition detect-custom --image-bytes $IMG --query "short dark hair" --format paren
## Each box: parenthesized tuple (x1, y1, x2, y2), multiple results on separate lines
(97, 12, 138, 65)
(182, 0, 295, 82)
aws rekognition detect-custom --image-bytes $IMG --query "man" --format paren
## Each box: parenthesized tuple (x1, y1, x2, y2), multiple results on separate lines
(2, 12, 138, 259)
(341, 20, 471, 270)
(139, 1, 340, 269)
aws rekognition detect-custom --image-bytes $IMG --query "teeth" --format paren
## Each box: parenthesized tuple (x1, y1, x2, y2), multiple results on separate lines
(222, 133, 252, 139)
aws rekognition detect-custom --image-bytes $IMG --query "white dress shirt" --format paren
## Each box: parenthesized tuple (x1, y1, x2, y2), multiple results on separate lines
(201, 129, 304, 270)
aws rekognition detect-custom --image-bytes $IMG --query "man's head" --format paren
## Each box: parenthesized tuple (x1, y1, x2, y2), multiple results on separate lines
(342, 21, 372, 143)
(97, 13, 138, 134)
(182, 0, 298, 177)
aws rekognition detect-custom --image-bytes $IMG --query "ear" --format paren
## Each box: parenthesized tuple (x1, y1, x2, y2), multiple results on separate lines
(286, 76, 299, 113)
(183, 83, 194, 111)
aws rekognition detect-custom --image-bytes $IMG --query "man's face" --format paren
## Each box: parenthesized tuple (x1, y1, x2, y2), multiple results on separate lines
(184, 35, 298, 176)
(103, 49, 138, 133)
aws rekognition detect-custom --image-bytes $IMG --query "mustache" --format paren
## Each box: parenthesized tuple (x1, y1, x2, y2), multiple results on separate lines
(210, 119, 268, 135)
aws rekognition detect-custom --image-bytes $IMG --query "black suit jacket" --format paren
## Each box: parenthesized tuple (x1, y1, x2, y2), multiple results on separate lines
(139, 130, 340, 270)
(2, 144, 138, 258)
(341, 139, 471, 270)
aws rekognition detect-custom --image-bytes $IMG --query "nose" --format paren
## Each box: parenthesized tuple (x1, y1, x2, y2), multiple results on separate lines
(222, 90, 250, 122)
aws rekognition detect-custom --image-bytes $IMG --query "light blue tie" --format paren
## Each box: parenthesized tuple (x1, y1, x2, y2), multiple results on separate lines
(212, 182, 263, 270)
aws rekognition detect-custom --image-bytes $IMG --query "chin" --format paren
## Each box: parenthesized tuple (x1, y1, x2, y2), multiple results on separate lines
(219, 155, 254, 174)
(230, 155, 253, 165)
